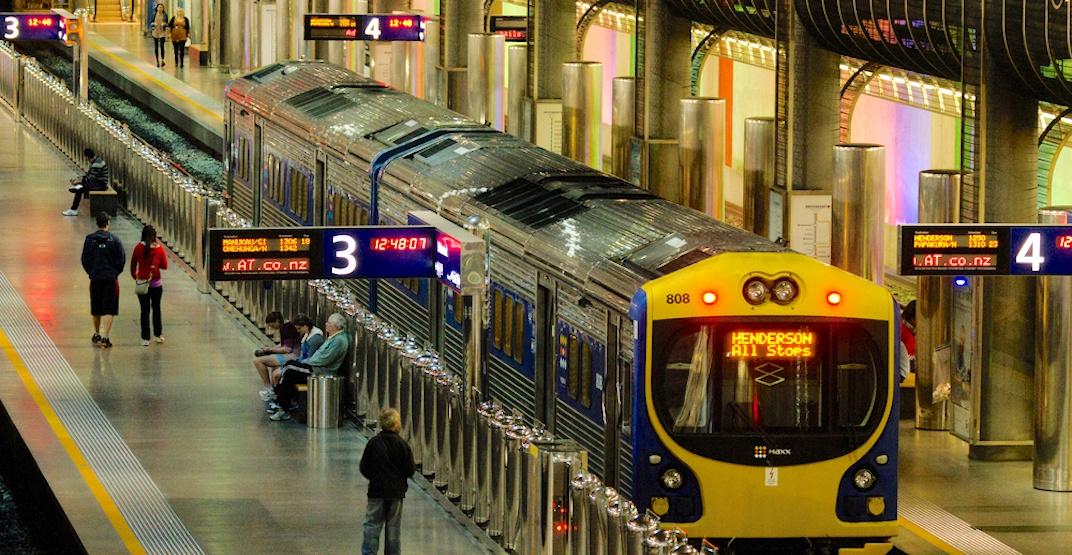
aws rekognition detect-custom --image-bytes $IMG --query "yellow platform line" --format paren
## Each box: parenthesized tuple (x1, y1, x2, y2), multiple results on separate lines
(899, 516, 967, 555)
(88, 36, 225, 125)
(0, 329, 146, 555)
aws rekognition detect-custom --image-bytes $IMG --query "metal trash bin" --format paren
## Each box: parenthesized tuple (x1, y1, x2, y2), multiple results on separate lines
(308, 374, 342, 429)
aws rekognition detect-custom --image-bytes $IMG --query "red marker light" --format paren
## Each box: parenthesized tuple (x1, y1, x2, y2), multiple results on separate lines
(702, 291, 717, 305)
(826, 291, 842, 305)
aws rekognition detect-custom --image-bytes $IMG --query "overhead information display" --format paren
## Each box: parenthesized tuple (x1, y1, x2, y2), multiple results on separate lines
(303, 13, 424, 41)
(208, 226, 436, 282)
(1, 13, 68, 41)
(899, 225, 1072, 276)
(489, 16, 527, 42)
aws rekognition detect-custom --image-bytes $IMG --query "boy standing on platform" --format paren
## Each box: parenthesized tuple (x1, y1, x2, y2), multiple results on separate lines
(80, 213, 125, 348)
(360, 408, 415, 555)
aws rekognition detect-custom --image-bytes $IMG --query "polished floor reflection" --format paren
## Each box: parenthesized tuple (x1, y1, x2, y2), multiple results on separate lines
(0, 108, 489, 553)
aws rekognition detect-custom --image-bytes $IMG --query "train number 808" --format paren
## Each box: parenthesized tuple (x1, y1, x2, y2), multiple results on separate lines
(666, 293, 690, 304)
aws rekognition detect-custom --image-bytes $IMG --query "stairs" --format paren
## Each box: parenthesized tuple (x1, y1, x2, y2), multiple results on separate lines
(93, 1, 125, 23)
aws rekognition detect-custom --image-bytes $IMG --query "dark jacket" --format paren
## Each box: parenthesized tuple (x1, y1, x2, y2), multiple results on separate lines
(359, 430, 415, 499)
(167, 16, 191, 40)
(81, 230, 126, 281)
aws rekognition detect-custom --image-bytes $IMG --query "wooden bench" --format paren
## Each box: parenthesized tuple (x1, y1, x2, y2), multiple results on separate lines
(89, 188, 118, 218)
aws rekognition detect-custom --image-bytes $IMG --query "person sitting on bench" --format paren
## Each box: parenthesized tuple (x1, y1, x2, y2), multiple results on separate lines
(269, 312, 351, 422)
(63, 149, 110, 217)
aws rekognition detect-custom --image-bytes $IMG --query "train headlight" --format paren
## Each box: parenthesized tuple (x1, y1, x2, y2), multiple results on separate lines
(660, 468, 684, 490)
(853, 468, 877, 491)
(771, 279, 798, 304)
(744, 279, 768, 305)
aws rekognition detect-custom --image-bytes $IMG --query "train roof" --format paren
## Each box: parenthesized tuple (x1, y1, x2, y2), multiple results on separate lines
(226, 61, 784, 303)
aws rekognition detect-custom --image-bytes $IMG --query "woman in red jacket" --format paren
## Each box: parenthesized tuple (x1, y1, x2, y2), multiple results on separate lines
(131, 225, 169, 346)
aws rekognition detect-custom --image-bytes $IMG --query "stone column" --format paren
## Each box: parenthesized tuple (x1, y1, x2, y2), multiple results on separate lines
(440, 0, 483, 113)
(526, 0, 574, 151)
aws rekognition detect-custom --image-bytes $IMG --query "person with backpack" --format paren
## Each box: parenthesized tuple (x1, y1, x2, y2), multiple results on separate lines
(63, 148, 109, 216)
(168, 8, 191, 68)
(80, 213, 126, 348)
(130, 225, 168, 346)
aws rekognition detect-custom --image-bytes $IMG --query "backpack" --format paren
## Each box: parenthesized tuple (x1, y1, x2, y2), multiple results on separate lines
(171, 20, 188, 42)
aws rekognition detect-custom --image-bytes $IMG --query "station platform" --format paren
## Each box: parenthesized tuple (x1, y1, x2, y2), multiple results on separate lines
(0, 107, 491, 553)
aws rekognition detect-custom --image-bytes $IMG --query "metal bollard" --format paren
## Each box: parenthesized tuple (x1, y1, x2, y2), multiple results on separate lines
(530, 439, 586, 555)
(402, 350, 431, 463)
(385, 334, 411, 413)
(420, 361, 442, 479)
(502, 422, 533, 550)
(569, 472, 601, 555)
(588, 486, 619, 555)
(672, 543, 701, 555)
(409, 353, 434, 468)
(645, 528, 688, 555)
(372, 325, 398, 421)
(448, 377, 466, 502)
(488, 409, 517, 538)
(474, 400, 500, 525)
(625, 512, 660, 555)
(433, 369, 454, 490)
(461, 387, 480, 514)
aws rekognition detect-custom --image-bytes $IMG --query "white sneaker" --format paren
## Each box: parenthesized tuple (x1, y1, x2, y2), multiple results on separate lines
(61, 209, 78, 216)
(141, 339, 150, 346)
(154, 336, 165, 343)
(269, 408, 291, 421)
(258, 388, 276, 402)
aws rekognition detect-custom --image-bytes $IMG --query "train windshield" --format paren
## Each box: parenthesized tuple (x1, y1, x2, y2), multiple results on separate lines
(651, 318, 888, 464)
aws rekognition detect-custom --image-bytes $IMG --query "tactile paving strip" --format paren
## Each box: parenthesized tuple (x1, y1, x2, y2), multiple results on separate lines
(0, 272, 204, 554)
(901, 493, 1021, 555)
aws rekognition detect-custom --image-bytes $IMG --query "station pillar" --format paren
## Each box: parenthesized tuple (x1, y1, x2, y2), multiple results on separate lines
(562, 61, 603, 170)
(743, 117, 775, 239)
(440, 0, 482, 114)
(831, 144, 884, 284)
(275, 0, 293, 62)
(678, 97, 725, 217)
(634, 0, 691, 202)
(526, 0, 574, 152)
(1036, 207, 1072, 490)
(610, 77, 635, 181)
(506, 44, 528, 139)
(915, 170, 960, 431)
(968, 49, 1039, 461)
(467, 33, 505, 130)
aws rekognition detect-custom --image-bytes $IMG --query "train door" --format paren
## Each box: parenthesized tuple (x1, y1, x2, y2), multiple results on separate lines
(603, 315, 622, 489)
(252, 122, 263, 226)
(534, 274, 558, 430)
(314, 155, 325, 225)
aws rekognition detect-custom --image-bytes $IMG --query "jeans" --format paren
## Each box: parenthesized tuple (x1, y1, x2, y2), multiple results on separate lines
(361, 498, 403, 555)
(173, 41, 186, 67)
(137, 285, 163, 340)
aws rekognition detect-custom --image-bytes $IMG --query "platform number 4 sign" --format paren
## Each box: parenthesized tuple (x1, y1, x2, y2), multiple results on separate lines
(764, 467, 778, 487)
(1015, 232, 1045, 272)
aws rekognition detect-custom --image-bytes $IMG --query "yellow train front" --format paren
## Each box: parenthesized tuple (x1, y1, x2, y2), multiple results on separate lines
(629, 251, 898, 552)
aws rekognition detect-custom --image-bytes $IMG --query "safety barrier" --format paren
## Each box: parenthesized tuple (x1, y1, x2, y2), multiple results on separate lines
(0, 42, 713, 553)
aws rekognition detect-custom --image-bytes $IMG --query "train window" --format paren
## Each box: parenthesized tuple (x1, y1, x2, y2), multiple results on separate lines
(567, 333, 580, 400)
(453, 290, 464, 325)
(503, 297, 514, 357)
(492, 290, 503, 349)
(580, 342, 593, 409)
(512, 301, 524, 364)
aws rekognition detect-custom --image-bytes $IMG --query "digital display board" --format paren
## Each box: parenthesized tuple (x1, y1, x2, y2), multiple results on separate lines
(490, 16, 527, 42)
(1, 13, 68, 42)
(208, 226, 436, 282)
(727, 330, 816, 360)
(303, 13, 424, 41)
(900, 225, 1072, 276)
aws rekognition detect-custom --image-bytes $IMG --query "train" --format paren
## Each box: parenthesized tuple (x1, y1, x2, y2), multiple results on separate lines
(224, 60, 899, 551)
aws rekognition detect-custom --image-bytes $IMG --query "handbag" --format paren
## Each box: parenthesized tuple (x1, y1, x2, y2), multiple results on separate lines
(135, 279, 150, 296)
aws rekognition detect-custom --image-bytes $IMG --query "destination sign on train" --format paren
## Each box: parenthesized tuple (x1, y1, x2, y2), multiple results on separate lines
(727, 330, 816, 360)
(1, 12, 68, 42)
(208, 226, 436, 282)
(899, 225, 1072, 275)
(303, 13, 424, 41)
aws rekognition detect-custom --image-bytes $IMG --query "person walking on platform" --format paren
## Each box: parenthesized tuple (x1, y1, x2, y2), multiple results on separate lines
(269, 313, 350, 421)
(63, 148, 109, 217)
(168, 9, 191, 69)
(130, 225, 168, 346)
(149, 2, 169, 67)
(80, 213, 125, 348)
(360, 408, 415, 555)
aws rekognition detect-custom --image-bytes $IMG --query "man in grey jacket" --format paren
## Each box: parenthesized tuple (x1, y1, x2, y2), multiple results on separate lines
(269, 312, 351, 421)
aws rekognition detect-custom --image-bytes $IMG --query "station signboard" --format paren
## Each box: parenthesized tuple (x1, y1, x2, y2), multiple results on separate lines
(899, 224, 1072, 276)
(489, 16, 527, 42)
(303, 13, 424, 41)
(1, 12, 68, 42)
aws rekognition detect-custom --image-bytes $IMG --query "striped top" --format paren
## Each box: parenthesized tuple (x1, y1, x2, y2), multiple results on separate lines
(85, 156, 109, 188)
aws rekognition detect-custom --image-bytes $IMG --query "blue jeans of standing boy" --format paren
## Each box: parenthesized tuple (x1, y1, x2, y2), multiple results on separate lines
(361, 497, 403, 555)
